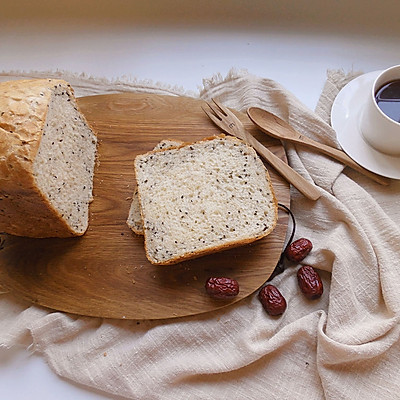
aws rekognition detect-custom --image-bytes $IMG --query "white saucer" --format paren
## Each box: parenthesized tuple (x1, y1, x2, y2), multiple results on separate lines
(331, 70, 400, 180)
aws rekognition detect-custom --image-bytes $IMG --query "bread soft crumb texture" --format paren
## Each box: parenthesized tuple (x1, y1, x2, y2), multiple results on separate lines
(134, 135, 278, 265)
(0, 79, 97, 237)
(127, 139, 183, 234)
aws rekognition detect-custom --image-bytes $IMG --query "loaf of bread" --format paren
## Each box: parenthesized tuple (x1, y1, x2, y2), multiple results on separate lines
(127, 139, 183, 234)
(0, 79, 97, 238)
(134, 135, 278, 265)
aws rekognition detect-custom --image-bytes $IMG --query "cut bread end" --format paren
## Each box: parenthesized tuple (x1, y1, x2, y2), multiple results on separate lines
(33, 82, 97, 236)
(0, 79, 97, 238)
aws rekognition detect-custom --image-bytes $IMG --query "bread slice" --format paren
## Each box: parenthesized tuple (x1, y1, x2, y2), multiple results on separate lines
(134, 135, 278, 265)
(0, 79, 97, 238)
(126, 139, 183, 234)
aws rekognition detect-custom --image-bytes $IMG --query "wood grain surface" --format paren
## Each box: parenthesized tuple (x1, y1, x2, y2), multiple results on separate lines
(0, 93, 290, 320)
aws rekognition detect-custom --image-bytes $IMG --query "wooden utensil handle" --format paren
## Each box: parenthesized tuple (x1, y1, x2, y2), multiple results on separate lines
(246, 135, 321, 200)
(298, 136, 390, 185)
(247, 107, 390, 186)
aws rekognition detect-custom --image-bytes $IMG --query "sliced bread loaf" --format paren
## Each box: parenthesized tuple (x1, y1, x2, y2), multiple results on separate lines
(134, 135, 278, 265)
(0, 79, 97, 237)
(126, 139, 183, 234)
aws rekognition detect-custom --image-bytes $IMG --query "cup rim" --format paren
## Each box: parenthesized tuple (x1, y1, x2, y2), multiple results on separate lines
(371, 64, 400, 126)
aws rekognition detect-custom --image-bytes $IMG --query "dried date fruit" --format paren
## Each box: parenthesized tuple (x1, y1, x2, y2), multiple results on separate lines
(258, 284, 287, 316)
(205, 277, 239, 299)
(297, 265, 323, 300)
(285, 238, 313, 262)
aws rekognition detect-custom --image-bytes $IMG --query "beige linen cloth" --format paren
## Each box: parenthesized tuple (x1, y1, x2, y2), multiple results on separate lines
(1, 69, 400, 400)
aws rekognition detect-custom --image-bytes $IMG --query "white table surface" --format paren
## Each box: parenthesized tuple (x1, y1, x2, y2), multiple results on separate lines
(1, 1, 400, 399)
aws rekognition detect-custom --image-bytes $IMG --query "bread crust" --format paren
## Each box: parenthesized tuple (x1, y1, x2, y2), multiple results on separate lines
(0, 79, 93, 237)
(135, 135, 278, 265)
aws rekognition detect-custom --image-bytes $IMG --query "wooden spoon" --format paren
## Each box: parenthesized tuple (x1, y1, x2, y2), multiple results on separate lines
(247, 107, 390, 186)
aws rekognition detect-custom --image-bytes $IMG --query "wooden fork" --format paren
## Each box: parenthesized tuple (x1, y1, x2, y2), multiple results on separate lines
(202, 99, 321, 201)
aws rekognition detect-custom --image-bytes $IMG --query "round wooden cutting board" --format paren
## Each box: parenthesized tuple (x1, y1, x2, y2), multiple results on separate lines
(0, 93, 290, 320)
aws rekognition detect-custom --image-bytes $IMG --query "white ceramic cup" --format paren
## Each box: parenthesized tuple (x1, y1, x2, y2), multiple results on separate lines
(360, 65, 400, 155)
